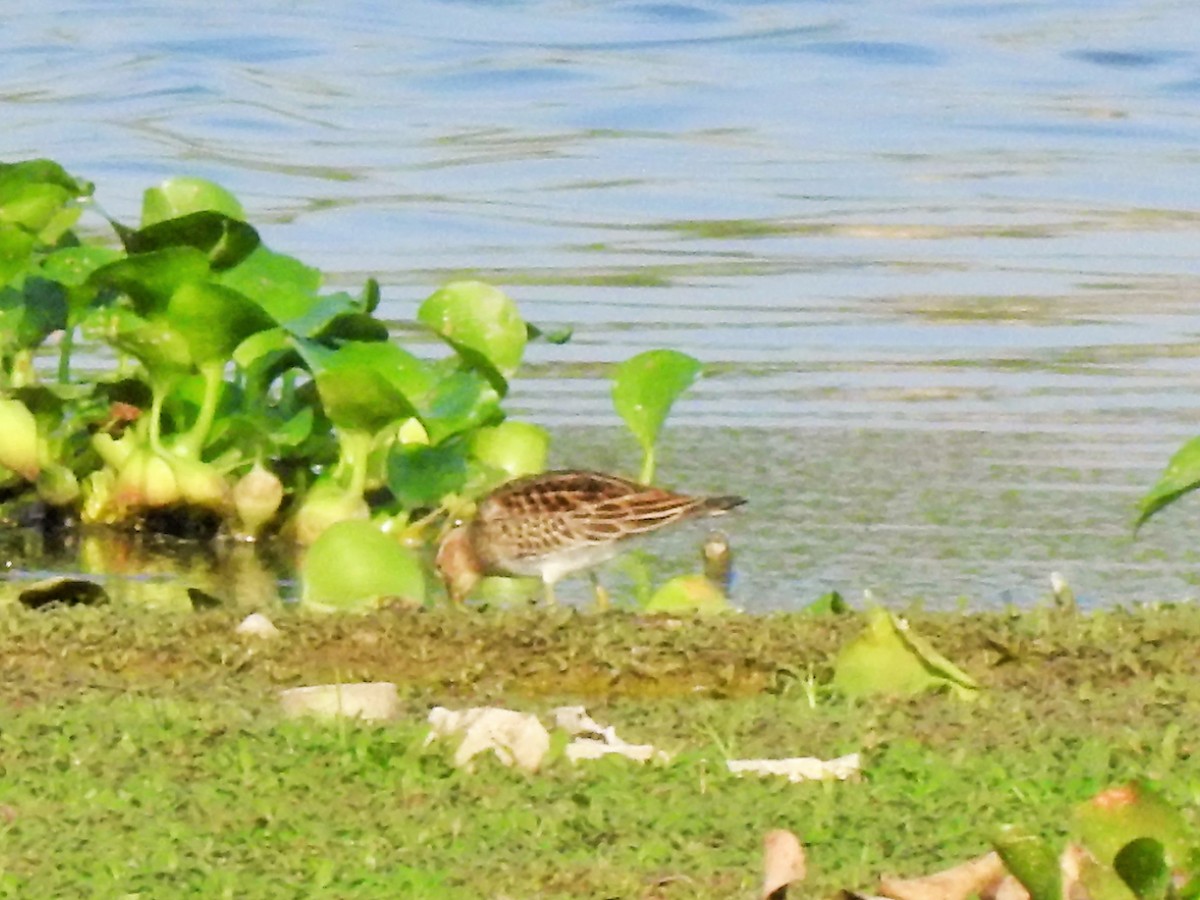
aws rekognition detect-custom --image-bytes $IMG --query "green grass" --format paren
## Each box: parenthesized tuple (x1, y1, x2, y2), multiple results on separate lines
(1, 603, 1197, 897)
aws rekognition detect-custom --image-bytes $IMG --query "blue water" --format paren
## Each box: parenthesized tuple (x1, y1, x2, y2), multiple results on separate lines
(6, 0, 1200, 609)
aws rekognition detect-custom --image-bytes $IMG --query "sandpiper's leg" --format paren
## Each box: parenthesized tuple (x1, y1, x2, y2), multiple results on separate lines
(589, 572, 610, 611)
(543, 579, 557, 606)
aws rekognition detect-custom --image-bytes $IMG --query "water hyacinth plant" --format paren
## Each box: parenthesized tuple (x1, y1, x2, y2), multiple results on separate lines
(611, 349, 702, 485)
(0, 160, 531, 540)
(0, 157, 711, 606)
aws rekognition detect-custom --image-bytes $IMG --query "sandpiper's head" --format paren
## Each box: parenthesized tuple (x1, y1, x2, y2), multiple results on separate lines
(435, 524, 482, 604)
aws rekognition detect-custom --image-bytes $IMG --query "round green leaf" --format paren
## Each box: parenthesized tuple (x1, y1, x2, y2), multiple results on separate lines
(644, 575, 732, 616)
(123, 211, 259, 271)
(612, 349, 702, 457)
(418, 369, 502, 445)
(300, 519, 425, 612)
(0, 159, 92, 197)
(0, 183, 73, 234)
(297, 340, 435, 434)
(468, 421, 549, 480)
(142, 177, 245, 227)
(88, 247, 211, 317)
(387, 442, 469, 509)
(218, 246, 322, 324)
(167, 282, 276, 366)
(290, 293, 388, 342)
(40, 245, 122, 286)
(106, 307, 194, 376)
(0, 278, 68, 352)
(417, 280, 527, 386)
(0, 225, 36, 283)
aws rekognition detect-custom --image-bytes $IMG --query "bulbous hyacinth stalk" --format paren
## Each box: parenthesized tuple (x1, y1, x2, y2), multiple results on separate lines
(168, 454, 230, 512)
(0, 398, 41, 482)
(114, 446, 180, 510)
(81, 470, 118, 524)
(233, 462, 284, 540)
(290, 479, 370, 546)
(36, 465, 80, 507)
(92, 431, 137, 470)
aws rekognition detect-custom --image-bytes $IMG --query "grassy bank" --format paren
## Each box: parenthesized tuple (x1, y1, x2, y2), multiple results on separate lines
(1, 602, 1197, 897)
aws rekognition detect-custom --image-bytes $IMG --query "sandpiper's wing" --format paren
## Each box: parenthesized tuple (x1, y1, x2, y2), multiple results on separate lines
(475, 470, 743, 563)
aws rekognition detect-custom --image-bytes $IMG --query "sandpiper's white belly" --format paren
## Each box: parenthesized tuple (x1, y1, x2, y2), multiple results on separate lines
(501, 543, 620, 583)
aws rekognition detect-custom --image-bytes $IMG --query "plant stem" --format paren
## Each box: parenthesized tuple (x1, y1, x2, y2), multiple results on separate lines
(148, 385, 166, 455)
(338, 428, 374, 499)
(57, 327, 74, 384)
(639, 446, 656, 485)
(177, 361, 224, 459)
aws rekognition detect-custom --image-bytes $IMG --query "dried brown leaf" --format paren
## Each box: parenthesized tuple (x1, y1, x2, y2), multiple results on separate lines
(763, 829, 807, 899)
(880, 852, 1008, 900)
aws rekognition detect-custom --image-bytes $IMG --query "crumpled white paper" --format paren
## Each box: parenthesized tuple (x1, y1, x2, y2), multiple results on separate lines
(427, 705, 859, 782)
(426, 706, 550, 773)
(426, 704, 669, 772)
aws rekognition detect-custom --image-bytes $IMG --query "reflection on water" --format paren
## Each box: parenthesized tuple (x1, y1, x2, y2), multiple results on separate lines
(0, 529, 291, 612)
(5, 0, 1200, 608)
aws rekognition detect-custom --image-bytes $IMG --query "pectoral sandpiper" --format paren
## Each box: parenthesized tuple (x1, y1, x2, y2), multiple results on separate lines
(436, 469, 746, 604)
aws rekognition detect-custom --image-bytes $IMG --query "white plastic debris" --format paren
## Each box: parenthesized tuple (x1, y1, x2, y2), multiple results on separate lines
(235, 612, 280, 638)
(552, 705, 671, 764)
(426, 706, 550, 773)
(564, 737, 663, 763)
(551, 705, 615, 740)
(727, 752, 861, 783)
(279, 682, 398, 722)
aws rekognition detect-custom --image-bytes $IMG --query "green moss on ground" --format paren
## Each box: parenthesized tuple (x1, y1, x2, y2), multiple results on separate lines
(0, 603, 1197, 898)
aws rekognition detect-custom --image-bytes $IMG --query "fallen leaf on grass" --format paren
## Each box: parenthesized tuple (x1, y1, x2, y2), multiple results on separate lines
(763, 829, 807, 899)
(1058, 843, 1092, 900)
(833, 608, 979, 700)
(992, 876, 1030, 900)
(879, 851, 1008, 900)
(835, 783, 1198, 900)
(1074, 781, 1192, 871)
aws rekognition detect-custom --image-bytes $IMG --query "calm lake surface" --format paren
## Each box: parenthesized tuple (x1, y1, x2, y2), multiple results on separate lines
(6, 0, 1200, 610)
